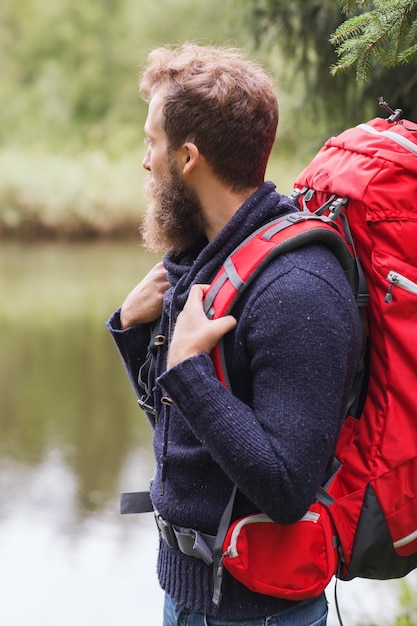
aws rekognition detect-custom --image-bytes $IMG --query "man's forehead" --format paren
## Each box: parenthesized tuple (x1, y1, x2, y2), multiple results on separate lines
(145, 85, 167, 133)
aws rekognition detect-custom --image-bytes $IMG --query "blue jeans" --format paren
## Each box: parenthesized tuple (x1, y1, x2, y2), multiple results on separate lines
(163, 593, 328, 626)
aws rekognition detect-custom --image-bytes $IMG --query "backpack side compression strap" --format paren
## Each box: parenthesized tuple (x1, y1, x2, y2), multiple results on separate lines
(203, 211, 358, 389)
(120, 490, 153, 514)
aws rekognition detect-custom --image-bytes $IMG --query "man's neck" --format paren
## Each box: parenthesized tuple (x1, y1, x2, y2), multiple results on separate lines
(199, 178, 259, 241)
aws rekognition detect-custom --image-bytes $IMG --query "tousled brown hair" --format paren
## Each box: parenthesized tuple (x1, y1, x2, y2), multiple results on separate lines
(139, 43, 278, 191)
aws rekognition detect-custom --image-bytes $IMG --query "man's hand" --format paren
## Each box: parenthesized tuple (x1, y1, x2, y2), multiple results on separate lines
(167, 284, 237, 369)
(120, 262, 169, 329)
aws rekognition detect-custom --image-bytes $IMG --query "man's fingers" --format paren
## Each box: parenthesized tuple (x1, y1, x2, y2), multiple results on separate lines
(210, 315, 237, 339)
(187, 283, 209, 307)
(166, 285, 237, 369)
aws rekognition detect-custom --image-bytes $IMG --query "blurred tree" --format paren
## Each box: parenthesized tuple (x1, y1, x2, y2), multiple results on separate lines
(242, 0, 417, 131)
(0, 0, 250, 152)
(0, 0, 138, 150)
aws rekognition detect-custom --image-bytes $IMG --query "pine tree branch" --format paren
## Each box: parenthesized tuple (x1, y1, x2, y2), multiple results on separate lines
(330, 0, 417, 80)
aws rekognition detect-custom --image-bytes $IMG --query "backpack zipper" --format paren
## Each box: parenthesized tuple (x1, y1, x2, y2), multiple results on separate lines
(225, 511, 320, 558)
(385, 270, 417, 303)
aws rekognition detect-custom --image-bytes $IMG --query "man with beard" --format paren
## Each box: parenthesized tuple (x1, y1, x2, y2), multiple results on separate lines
(107, 43, 362, 626)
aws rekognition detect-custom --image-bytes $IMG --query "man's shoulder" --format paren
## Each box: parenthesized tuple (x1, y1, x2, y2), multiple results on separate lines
(256, 240, 351, 286)
(234, 240, 356, 317)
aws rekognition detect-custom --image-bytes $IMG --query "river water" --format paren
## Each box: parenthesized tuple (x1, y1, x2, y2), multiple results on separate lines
(0, 240, 414, 625)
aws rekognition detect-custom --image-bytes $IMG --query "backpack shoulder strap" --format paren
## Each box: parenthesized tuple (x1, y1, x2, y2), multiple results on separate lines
(203, 211, 358, 389)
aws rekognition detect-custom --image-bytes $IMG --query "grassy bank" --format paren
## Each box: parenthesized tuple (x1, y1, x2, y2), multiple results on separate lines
(0, 148, 309, 240)
(0, 149, 148, 239)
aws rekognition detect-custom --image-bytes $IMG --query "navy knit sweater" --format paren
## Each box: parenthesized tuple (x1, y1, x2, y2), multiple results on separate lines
(107, 181, 362, 619)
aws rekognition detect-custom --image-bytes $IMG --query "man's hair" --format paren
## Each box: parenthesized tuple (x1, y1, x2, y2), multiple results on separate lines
(139, 43, 278, 191)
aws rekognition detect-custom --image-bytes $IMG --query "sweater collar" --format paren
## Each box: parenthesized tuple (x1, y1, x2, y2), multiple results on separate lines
(163, 181, 295, 310)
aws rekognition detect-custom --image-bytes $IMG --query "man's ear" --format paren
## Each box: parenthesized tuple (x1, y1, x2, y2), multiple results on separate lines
(180, 142, 201, 176)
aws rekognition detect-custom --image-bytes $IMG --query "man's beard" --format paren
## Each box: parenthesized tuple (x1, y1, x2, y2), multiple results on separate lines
(140, 162, 207, 255)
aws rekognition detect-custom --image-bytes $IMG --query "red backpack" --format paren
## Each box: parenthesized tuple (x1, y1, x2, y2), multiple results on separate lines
(205, 103, 417, 605)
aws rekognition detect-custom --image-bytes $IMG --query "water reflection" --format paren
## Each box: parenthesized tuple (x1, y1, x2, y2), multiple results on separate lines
(0, 447, 164, 625)
(0, 241, 159, 513)
(0, 241, 413, 625)
(0, 240, 164, 624)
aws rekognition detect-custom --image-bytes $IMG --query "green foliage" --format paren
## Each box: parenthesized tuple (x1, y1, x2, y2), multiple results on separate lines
(1, 0, 135, 151)
(243, 0, 417, 126)
(331, 0, 417, 81)
(0, 0, 250, 153)
(241, 0, 372, 130)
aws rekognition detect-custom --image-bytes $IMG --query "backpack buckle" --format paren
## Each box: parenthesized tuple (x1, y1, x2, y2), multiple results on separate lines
(155, 514, 179, 549)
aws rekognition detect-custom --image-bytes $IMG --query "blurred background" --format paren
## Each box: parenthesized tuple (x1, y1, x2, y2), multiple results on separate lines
(1, 1, 417, 624)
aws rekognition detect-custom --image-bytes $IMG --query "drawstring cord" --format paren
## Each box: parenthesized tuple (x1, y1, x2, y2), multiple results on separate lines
(157, 282, 182, 496)
(160, 395, 174, 496)
(155, 280, 186, 497)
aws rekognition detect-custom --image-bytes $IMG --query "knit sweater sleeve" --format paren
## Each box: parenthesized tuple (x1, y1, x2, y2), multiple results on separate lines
(106, 308, 154, 400)
(158, 249, 361, 524)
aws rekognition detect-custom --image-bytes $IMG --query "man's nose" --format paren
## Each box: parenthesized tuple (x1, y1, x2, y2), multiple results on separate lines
(143, 147, 151, 171)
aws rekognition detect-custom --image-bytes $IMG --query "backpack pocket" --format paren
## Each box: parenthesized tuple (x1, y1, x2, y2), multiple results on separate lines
(374, 457, 417, 559)
(371, 251, 417, 453)
(222, 502, 339, 600)
(373, 249, 417, 305)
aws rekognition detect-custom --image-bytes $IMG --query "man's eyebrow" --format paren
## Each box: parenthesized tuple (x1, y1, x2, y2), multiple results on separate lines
(144, 126, 154, 141)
